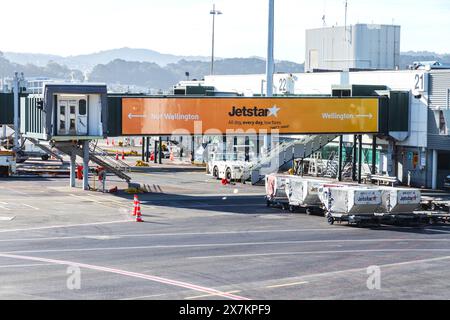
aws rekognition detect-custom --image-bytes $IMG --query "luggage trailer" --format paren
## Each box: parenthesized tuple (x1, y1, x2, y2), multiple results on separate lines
(320, 186, 384, 226)
(265, 174, 291, 210)
(285, 176, 340, 215)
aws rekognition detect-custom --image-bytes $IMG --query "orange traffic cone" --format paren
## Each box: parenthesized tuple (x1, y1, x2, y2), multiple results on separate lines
(122, 150, 126, 160)
(115, 151, 119, 161)
(170, 152, 174, 161)
(150, 152, 155, 162)
(135, 197, 144, 223)
(132, 194, 139, 216)
(106, 138, 109, 146)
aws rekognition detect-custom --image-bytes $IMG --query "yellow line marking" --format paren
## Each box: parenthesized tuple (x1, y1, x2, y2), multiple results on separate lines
(185, 290, 242, 300)
(266, 281, 309, 289)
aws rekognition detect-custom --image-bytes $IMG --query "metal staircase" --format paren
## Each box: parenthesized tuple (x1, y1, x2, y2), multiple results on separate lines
(56, 142, 132, 183)
(89, 141, 131, 173)
(323, 151, 339, 178)
(250, 134, 338, 185)
(27, 138, 65, 163)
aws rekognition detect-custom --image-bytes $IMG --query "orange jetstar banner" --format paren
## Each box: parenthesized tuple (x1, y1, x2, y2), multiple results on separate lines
(121, 97, 379, 135)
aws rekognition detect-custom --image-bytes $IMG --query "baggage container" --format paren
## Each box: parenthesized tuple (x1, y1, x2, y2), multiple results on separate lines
(265, 173, 291, 209)
(380, 187, 421, 214)
(322, 186, 382, 215)
(285, 176, 325, 213)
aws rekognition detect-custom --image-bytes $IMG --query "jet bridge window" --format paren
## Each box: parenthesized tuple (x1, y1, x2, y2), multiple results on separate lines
(69, 105, 76, 131)
(439, 110, 447, 135)
(59, 106, 66, 130)
(79, 99, 87, 116)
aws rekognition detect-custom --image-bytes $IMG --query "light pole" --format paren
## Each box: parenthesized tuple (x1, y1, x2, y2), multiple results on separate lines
(266, 0, 275, 97)
(210, 4, 222, 75)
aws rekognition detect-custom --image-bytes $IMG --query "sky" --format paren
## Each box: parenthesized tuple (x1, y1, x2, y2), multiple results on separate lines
(0, 0, 449, 63)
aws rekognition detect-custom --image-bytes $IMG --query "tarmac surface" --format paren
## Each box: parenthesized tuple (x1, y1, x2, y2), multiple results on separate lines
(0, 161, 450, 300)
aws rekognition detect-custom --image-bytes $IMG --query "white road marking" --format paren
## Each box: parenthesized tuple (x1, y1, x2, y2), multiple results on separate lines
(120, 293, 171, 300)
(0, 253, 249, 301)
(190, 249, 450, 260)
(262, 255, 450, 283)
(69, 194, 128, 209)
(0, 217, 15, 221)
(0, 228, 364, 242)
(266, 281, 309, 289)
(0, 263, 55, 269)
(428, 229, 450, 234)
(4, 241, 450, 255)
(185, 290, 242, 300)
(0, 220, 132, 234)
(23, 204, 39, 211)
(86, 194, 131, 207)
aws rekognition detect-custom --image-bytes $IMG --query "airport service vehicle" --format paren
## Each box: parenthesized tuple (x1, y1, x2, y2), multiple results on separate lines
(0, 150, 16, 177)
(208, 153, 253, 182)
(208, 153, 229, 178)
(321, 186, 382, 225)
(285, 176, 326, 214)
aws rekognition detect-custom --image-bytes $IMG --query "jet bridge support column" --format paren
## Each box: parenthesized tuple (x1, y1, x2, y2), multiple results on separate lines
(352, 135, 357, 181)
(82, 141, 90, 191)
(146, 137, 150, 163)
(338, 135, 343, 182)
(222, 134, 227, 161)
(70, 151, 76, 188)
(141, 137, 145, 162)
(159, 136, 163, 164)
(358, 135, 363, 184)
(191, 136, 195, 162)
(256, 135, 260, 159)
(245, 136, 250, 162)
(372, 135, 377, 174)
(154, 139, 158, 164)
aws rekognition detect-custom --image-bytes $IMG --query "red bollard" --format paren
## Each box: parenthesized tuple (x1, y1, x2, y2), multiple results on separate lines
(76, 165, 83, 180)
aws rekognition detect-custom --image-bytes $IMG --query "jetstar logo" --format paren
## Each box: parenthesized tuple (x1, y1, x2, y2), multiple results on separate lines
(228, 105, 281, 117)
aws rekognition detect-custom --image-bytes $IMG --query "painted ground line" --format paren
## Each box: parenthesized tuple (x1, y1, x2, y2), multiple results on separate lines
(0, 253, 249, 301)
(185, 290, 242, 300)
(69, 194, 129, 209)
(0, 228, 365, 243)
(0, 263, 55, 269)
(265, 281, 309, 289)
(22, 204, 40, 210)
(0, 220, 132, 234)
(86, 193, 133, 207)
(264, 255, 450, 284)
(120, 293, 172, 300)
(189, 249, 450, 260)
(4, 241, 450, 255)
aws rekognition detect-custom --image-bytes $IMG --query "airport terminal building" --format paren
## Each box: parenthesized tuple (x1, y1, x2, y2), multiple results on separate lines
(200, 68, 450, 189)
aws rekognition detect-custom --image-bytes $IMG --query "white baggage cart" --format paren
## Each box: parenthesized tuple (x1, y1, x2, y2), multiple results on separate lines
(285, 176, 326, 214)
(265, 174, 291, 210)
(321, 186, 382, 225)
